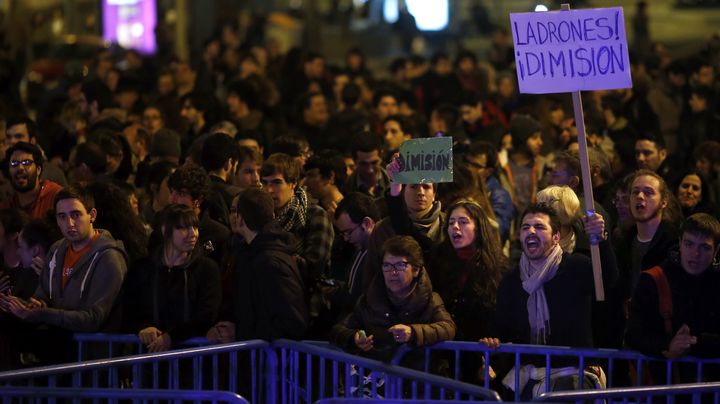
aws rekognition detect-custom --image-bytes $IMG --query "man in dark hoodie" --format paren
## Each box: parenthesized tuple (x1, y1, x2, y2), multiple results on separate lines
(206, 188, 308, 342)
(0, 186, 128, 363)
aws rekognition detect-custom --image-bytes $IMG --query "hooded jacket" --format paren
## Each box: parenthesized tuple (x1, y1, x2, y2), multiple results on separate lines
(232, 223, 309, 341)
(33, 229, 128, 332)
(331, 267, 456, 362)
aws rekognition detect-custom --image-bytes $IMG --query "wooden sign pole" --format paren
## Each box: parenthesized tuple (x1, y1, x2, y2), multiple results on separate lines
(561, 3, 605, 301)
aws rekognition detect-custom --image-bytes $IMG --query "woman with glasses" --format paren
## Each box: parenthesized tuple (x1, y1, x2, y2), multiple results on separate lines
(331, 235, 455, 362)
(124, 204, 221, 352)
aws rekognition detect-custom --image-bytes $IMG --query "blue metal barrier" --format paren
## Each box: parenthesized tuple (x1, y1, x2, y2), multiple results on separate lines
(535, 381, 720, 404)
(0, 340, 275, 404)
(274, 339, 500, 403)
(74, 333, 212, 361)
(389, 341, 720, 401)
(314, 401, 502, 404)
(0, 387, 250, 403)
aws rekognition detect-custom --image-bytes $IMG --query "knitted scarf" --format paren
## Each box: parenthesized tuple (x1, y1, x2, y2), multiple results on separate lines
(519, 243, 563, 345)
(410, 201, 442, 240)
(277, 187, 308, 232)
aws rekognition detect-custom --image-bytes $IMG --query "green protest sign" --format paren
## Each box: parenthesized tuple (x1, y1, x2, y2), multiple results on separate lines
(394, 137, 453, 184)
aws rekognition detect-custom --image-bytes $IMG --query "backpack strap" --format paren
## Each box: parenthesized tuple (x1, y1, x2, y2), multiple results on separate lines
(644, 266, 673, 336)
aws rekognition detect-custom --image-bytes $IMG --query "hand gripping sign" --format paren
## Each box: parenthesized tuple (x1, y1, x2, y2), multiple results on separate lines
(394, 137, 453, 185)
(510, 4, 633, 300)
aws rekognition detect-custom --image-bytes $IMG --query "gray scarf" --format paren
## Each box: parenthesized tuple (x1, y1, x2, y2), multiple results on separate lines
(520, 244, 563, 344)
(410, 201, 442, 241)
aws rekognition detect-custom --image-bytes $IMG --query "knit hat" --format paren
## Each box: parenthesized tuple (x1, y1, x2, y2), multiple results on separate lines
(510, 114, 541, 151)
(151, 129, 181, 159)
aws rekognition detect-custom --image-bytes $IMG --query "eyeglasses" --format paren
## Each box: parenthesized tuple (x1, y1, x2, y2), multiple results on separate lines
(381, 261, 410, 273)
(338, 224, 360, 238)
(9, 159, 35, 168)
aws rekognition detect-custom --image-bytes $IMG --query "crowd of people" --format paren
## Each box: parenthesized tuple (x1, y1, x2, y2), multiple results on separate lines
(0, 15, 718, 397)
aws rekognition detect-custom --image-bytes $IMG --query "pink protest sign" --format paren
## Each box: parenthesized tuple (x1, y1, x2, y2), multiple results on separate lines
(510, 7, 632, 94)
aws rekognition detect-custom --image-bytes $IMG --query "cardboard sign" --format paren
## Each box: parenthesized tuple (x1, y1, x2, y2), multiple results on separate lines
(394, 137, 453, 184)
(510, 7, 632, 94)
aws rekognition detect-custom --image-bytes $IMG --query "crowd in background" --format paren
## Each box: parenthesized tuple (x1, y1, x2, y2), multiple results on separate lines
(0, 10, 718, 396)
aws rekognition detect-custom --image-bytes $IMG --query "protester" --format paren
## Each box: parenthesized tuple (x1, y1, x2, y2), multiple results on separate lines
(125, 204, 221, 352)
(331, 235, 456, 362)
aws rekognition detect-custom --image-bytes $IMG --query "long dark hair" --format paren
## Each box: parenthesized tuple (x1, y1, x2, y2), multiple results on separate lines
(440, 200, 508, 307)
(85, 182, 148, 262)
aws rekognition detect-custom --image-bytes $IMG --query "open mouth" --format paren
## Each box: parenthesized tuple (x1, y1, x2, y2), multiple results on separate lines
(452, 232, 463, 240)
(525, 237, 540, 252)
(14, 174, 28, 184)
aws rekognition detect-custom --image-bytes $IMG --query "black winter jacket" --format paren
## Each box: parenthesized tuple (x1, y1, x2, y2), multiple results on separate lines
(232, 223, 309, 341)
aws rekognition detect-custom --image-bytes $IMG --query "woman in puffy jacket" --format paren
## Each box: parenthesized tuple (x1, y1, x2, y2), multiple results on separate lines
(331, 235, 455, 363)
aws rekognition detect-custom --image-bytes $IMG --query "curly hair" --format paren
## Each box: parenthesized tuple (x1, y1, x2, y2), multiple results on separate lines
(167, 164, 211, 201)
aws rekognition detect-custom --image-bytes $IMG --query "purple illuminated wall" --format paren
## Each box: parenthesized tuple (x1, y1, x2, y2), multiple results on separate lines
(102, 0, 157, 54)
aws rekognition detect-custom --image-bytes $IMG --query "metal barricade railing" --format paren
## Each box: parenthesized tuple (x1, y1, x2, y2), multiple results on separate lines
(274, 339, 500, 403)
(535, 381, 720, 404)
(0, 387, 250, 404)
(74, 333, 212, 361)
(313, 400, 503, 404)
(389, 341, 720, 401)
(0, 340, 276, 404)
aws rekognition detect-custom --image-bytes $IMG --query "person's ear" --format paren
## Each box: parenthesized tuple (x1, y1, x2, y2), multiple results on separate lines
(89, 208, 97, 224)
(552, 231, 561, 245)
(659, 148, 668, 162)
(569, 175, 580, 190)
(361, 216, 375, 232)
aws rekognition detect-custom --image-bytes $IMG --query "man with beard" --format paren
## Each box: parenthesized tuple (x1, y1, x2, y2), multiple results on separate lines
(606, 169, 679, 349)
(480, 204, 615, 399)
(2, 142, 63, 220)
(5, 116, 67, 187)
